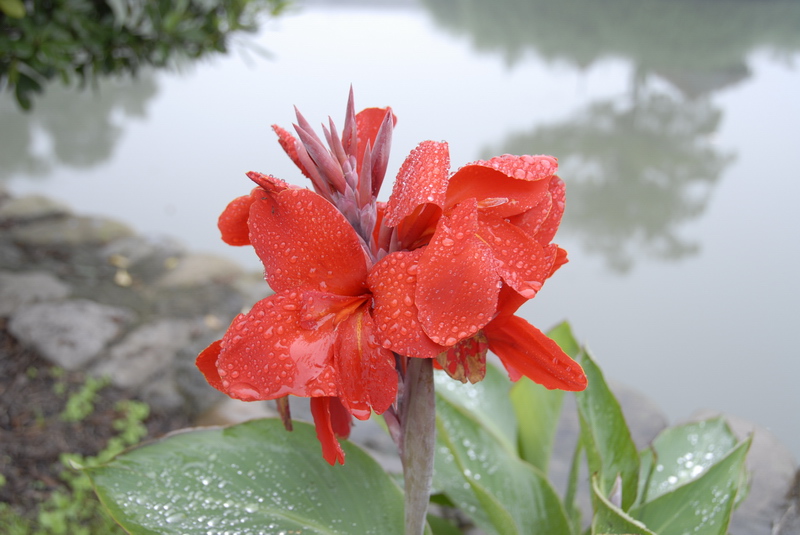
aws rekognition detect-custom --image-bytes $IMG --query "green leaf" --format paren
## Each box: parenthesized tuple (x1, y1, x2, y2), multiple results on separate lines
(434, 395, 572, 535)
(590, 475, 656, 535)
(509, 322, 579, 473)
(510, 379, 564, 473)
(434, 363, 517, 454)
(575, 349, 640, 511)
(0, 0, 26, 18)
(641, 417, 738, 501)
(546, 321, 581, 358)
(86, 419, 405, 534)
(630, 438, 751, 535)
(426, 513, 464, 535)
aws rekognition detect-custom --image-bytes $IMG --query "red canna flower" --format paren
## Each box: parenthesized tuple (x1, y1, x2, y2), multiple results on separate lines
(197, 173, 397, 465)
(198, 89, 586, 465)
(367, 139, 584, 389)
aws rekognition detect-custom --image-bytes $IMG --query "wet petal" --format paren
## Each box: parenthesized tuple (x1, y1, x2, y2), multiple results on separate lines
(355, 107, 395, 173)
(368, 249, 446, 359)
(385, 140, 451, 227)
(446, 161, 551, 219)
(310, 397, 347, 465)
(477, 154, 558, 182)
(435, 332, 488, 384)
(218, 191, 257, 246)
(213, 291, 339, 400)
(334, 309, 398, 419)
(535, 175, 566, 246)
(548, 246, 569, 278)
(416, 200, 499, 346)
(248, 187, 369, 295)
(299, 291, 369, 331)
(485, 315, 587, 391)
(509, 190, 552, 239)
(478, 217, 555, 299)
(196, 339, 224, 390)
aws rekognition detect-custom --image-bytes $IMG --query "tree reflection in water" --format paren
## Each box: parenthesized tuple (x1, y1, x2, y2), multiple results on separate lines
(422, 0, 798, 271)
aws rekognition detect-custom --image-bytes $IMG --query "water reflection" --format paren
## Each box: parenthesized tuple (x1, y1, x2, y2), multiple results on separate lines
(0, 74, 158, 182)
(421, 0, 799, 271)
(422, 0, 800, 71)
(488, 87, 733, 272)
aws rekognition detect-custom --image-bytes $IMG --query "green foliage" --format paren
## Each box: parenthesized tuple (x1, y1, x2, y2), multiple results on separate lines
(60, 376, 109, 423)
(87, 323, 750, 533)
(86, 419, 407, 534)
(0, 381, 150, 535)
(433, 322, 750, 534)
(0, 0, 289, 110)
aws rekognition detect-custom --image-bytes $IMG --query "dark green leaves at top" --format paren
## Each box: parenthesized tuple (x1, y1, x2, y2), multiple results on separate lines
(86, 419, 405, 535)
(575, 349, 640, 511)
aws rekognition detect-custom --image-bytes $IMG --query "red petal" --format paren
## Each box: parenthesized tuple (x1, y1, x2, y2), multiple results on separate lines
(334, 309, 398, 419)
(355, 107, 395, 172)
(446, 160, 551, 219)
(298, 291, 369, 331)
(310, 397, 346, 465)
(368, 249, 447, 359)
(213, 291, 339, 400)
(248, 187, 369, 295)
(328, 396, 353, 439)
(416, 200, 499, 346)
(196, 339, 224, 390)
(494, 285, 528, 319)
(477, 154, 558, 182)
(478, 217, 555, 299)
(218, 191, 257, 246)
(384, 140, 451, 227)
(534, 176, 566, 246)
(509, 191, 552, 240)
(547, 246, 568, 280)
(484, 315, 587, 391)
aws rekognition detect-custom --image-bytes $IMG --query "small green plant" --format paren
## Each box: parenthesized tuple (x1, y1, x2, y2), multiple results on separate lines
(1, 376, 151, 534)
(59, 376, 109, 423)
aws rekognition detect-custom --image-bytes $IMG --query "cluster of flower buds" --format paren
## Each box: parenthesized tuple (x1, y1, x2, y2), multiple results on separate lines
(197, 90, 586, 464)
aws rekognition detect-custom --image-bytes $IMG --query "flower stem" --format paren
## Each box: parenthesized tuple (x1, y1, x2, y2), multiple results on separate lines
(400, 357, 435, 535)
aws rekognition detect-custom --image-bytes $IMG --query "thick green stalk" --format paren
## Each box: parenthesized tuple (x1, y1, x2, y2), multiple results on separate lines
(400, 357, 436, 535)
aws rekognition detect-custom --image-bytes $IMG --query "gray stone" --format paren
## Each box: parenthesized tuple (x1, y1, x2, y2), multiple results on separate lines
(0, 270, 71, 316)
(100, 234, 186, 284)
(93, 318, 204, 389)
(9, 215, 135, 247)
(0, 194, 71, 223)
(155, 253, 243, 288)
(8, 299, 134, 370)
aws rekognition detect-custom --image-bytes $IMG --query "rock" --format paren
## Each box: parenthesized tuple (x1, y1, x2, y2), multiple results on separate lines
(194, 397, 277, 427)
(0, 270, 71, 316)
(100, 234, 186, 284)
(0, 194, 71, 223)
(8, 299, 134, 370)
(155, 253, 243, 288)
(92, 318, 203, 389)
(9, 215, 134, 247)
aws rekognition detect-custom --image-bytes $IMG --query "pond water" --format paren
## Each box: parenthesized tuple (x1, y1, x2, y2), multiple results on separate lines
(3, 0, 799, 460)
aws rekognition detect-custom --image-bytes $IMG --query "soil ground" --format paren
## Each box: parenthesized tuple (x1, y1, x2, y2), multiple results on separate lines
(0, 318, 191, 518)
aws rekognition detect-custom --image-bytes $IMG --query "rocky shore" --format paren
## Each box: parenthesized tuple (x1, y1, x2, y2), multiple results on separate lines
(0, 185, 797, 533)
